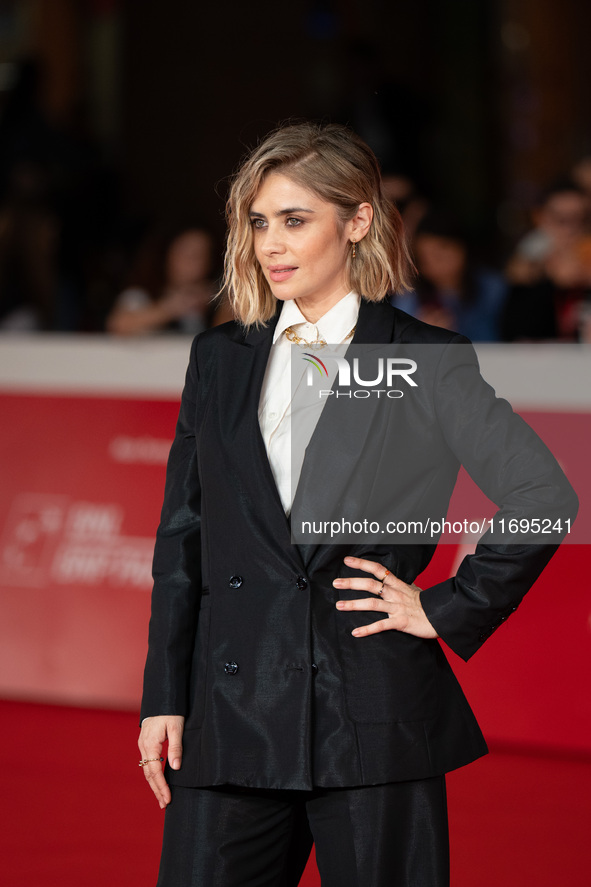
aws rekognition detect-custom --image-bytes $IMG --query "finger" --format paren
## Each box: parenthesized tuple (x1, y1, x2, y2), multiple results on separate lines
(138, 735, 168, 808)
(342, 556, 399, 590)
(138, 735, 164, 765)
(343, 557, 420, 594)
(343, 555, 388, 581)
(167, 724, 183, 771)
(348, 604, 438, 640)
(142, 760, 171, 809)
(333, 576, 385, 596)
(351, 617, 398, 637)
(336, 596, 393, 614)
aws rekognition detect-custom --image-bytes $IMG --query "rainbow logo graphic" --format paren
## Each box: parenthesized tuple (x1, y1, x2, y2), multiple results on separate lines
(302, 352, 329, 377)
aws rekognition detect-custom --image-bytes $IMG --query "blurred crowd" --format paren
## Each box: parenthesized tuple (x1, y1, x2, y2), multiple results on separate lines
(389, 166, 591, 343)
(1, 61, 591, 343)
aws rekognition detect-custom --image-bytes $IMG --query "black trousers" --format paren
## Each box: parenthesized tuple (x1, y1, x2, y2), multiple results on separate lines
(156, 777, 449, 887)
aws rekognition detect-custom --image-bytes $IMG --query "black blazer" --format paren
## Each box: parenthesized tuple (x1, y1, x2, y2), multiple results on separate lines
(141, 299, 578, 790)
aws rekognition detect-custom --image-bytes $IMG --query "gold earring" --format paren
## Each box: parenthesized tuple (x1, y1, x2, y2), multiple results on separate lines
(351, 240, 356, 259)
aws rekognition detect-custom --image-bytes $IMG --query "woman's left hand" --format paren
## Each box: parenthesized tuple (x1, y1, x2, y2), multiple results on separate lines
(333, 556, 438, 640)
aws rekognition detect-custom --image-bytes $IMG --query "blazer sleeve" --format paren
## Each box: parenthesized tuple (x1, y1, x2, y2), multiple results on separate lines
(420, 336, 579, 661)
(140, 334, 203, 721)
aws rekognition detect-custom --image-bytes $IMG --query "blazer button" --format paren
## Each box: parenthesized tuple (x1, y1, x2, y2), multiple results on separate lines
(224, 661, 239, 675)
(229, 576, 243, 588)
(311, 663, 318, 675)
(296, 576, 308, 590)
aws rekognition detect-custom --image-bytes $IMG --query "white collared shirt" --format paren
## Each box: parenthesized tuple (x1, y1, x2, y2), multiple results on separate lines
(258, 291, 360, 513)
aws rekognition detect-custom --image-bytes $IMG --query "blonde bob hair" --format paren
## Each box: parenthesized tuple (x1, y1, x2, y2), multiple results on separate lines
(223, 122, 413, 327)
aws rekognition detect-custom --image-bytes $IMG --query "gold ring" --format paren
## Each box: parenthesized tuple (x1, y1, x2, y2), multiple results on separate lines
(381, 569, 391, 582)
(139, 757, 164, 767)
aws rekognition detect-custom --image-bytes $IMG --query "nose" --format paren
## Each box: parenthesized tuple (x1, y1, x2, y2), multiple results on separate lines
(260, 222, 286, 256)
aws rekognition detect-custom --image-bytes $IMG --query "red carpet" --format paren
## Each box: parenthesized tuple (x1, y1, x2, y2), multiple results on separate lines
(2, 700, 590, 886)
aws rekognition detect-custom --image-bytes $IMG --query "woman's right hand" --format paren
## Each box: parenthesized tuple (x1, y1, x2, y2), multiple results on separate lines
(138, 715, 185, 808)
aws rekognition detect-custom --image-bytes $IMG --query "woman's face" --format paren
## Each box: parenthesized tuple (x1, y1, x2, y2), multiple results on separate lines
(414, 234, 466, 290)
(166, 230, 212, 286)
(250, 173, 353, 314)
(536, 192, 588, 247)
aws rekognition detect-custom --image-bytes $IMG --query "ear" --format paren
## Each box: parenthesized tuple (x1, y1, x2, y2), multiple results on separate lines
(347, 202, 373, 244)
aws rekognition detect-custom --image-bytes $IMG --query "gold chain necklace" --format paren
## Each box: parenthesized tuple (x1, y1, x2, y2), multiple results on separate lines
(284, 325, 356, 349)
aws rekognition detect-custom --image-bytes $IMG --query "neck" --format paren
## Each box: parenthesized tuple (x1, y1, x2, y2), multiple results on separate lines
(295, 287, 350, 324)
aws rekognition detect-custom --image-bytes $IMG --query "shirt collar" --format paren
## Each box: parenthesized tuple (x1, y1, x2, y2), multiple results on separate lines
(273, 291, 361, 344)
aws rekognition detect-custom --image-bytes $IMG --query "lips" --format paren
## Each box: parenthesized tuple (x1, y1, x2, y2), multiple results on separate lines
(269, 265, 297, 282)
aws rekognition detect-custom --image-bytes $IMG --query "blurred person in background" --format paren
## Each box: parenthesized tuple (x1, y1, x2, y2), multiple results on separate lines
(381, 172, 429, 243)
(0, 160, 58, 330)
(392, 210, 507, 341)
(0, 57, 125, 332)
(572, 155, 591, 204)
(106, 225, 218, 336)
(0, 59, 63, 330)
(505, 179, 589, 285)
(502, 179, 591, 341)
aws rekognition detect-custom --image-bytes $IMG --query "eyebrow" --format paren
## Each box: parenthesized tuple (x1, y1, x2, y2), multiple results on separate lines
(249, 207, 316, 219)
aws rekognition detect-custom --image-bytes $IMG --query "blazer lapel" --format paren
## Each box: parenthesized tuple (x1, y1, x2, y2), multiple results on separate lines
(221, 309, 306, 572)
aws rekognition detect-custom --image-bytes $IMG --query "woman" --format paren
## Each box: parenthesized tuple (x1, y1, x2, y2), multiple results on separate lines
(501, 179, 591, 342)
(107, 226, 217, 336)
(138, 123, 577, 886)
(392, 209, 508, 342)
